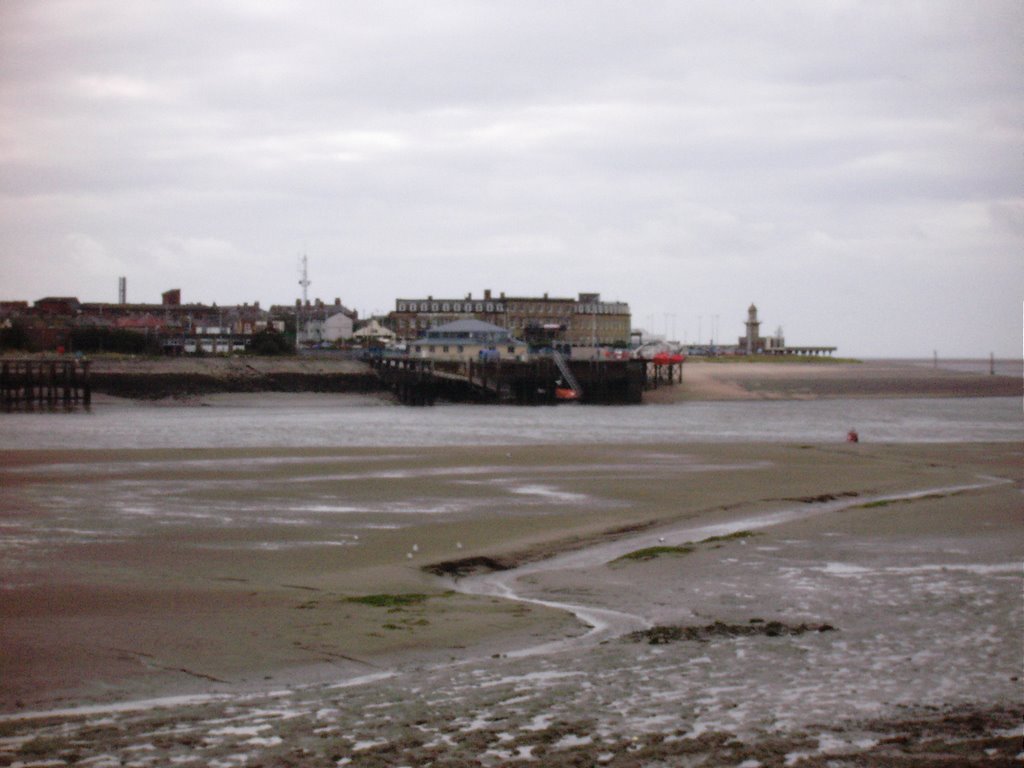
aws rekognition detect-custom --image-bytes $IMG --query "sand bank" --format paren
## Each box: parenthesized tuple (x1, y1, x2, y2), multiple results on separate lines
(646, 358, 1023, 402)
(1, 441, 1020, 764)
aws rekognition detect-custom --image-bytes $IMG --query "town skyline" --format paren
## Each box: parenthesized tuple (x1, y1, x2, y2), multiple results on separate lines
(3, 272, 1019, 359)
(2, 2, 1021, 358)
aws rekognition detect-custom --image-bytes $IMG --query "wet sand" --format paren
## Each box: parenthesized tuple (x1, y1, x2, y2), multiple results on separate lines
(1, 440, 1021, 765)
(646, 358, 1023, 402)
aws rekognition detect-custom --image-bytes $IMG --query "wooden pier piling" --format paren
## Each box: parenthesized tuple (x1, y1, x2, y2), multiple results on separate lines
(0, 358, 91, 410)
(644, 359, 683, 389)
(370, 357, 439, 405)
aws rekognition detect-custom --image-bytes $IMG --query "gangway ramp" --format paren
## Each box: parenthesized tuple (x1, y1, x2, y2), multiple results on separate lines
(551, 350, 583, 399)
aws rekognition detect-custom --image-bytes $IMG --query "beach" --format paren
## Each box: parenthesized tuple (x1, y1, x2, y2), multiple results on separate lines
(646, 358, 1023, 402)
(0, 360, 1021, 765)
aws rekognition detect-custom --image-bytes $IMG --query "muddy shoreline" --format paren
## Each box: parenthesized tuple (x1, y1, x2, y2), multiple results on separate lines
(1, 441, 1020, 765)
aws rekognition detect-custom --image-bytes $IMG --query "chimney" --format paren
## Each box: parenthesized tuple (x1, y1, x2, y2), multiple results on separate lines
(334, 297, 341, 306)
(484, 289, 492, 300)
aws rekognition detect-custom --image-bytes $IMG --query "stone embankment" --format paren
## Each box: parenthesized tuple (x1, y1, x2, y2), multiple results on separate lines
(87, 355, 380, 399)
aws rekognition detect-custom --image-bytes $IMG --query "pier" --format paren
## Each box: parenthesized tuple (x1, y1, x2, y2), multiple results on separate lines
(371, 357, 441, 405)
(370, 356, 648, 405)
(1, 358, 91, 409)
(643, 358, 684, 389)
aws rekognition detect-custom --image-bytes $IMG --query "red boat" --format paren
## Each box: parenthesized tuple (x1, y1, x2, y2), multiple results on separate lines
(555, 387, 579, 401)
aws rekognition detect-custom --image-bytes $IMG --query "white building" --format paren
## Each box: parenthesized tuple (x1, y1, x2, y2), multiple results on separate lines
(353, 319, 397, 347)
(298, 299, 355, 345)
(408, 319, 527, 361)
(321, 311, 354, 342)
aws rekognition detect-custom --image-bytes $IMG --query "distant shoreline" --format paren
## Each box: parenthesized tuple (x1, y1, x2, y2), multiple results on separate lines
(21, 353, 1021, 402)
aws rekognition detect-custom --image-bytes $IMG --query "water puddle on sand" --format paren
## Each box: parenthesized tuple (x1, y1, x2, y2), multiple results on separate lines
(450, 474, 1014, 661)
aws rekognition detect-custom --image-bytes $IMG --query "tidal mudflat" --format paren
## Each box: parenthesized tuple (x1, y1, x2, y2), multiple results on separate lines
(1, 439, 1021, 765)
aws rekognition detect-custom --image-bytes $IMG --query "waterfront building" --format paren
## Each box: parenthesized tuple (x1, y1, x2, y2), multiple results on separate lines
(407, 318, 528, 362)
(353, 319, 397, 348)
(389, 289, 631, 348)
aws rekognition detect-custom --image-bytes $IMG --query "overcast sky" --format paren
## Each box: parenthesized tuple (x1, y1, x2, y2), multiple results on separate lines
(1, 1, 1021, 357)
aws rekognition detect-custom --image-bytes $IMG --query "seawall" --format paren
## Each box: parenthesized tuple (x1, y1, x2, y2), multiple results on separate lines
(86, 356, 381, 399)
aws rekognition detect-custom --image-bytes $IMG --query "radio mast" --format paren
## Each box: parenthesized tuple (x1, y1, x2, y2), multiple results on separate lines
(298, 253, 311, 304)
(296, 254, 312, 347)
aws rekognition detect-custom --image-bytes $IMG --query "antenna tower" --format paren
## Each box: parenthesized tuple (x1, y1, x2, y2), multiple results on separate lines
(298, 254, 311, 303)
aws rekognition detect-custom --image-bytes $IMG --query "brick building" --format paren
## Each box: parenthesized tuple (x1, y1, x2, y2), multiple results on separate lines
(389, 289, 631, 349)
(2, 290, 284, 354)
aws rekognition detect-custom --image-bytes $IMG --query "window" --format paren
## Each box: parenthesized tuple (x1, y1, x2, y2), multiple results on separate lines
(443, 346, 449, 353)
(475, 303, 483, 312)
(420, 302, 428, 311)
(431, 303, 439, 312)
(397, 302, 406, 312)
(486, 303, 494, 312)
(442, 303, 450, 312)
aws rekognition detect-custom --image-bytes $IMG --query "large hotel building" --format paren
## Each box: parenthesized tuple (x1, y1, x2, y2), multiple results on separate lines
(389, 290, 631, 347)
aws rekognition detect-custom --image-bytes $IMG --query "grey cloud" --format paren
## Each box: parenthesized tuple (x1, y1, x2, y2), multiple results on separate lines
(1, 1, 1021, 355)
